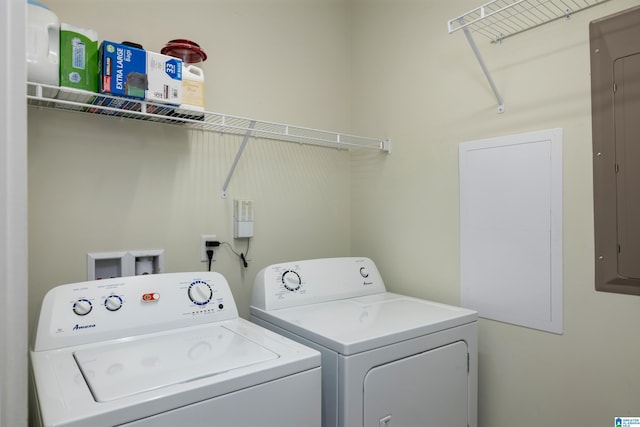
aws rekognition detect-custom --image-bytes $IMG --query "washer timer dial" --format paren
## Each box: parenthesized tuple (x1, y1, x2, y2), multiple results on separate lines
(188, 280, 213, 306)
(104, 295, 123, 312)
(282, 270, 302, 291)
(72, 298, 93, 316)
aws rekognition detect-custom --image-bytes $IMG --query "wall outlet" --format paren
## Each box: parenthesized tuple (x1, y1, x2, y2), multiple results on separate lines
(201, 234, 217, 262)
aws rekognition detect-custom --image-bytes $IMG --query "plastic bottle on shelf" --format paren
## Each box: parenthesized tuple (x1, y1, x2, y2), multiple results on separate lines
(181, 64, 205, 111)
(26, 0, 60, 96)
(161, 39, 207, 114)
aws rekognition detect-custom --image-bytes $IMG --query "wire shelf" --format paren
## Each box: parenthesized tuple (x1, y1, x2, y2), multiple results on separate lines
(27, 82, 391, 153)
(448, 0, 612, 43)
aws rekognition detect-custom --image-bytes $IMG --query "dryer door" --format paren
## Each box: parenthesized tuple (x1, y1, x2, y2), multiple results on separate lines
(363, 341, 468, 427)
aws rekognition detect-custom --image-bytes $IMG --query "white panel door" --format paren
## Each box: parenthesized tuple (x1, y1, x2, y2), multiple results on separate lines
(459, 128, 563, 334)
(363, 341, 468, 427)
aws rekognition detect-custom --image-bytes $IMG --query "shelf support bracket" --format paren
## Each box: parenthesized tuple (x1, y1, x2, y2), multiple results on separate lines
(461, 22, 505, 113)
(221, 120, 256, 199)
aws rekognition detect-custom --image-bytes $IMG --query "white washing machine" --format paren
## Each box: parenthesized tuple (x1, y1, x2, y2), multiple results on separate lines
(250, 257, 478, 427)
(30, 272, 321, 427)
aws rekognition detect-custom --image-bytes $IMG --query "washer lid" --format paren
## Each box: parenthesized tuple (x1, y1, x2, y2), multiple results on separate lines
(252, 292, 477, 355)
(73, 325, 278, 402)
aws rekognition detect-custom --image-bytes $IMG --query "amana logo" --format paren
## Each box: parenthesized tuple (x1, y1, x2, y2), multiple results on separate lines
(73, 324, 96, 331)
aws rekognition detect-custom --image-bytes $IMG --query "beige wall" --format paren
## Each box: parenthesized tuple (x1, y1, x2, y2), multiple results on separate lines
(28, 0, 640, 426)
(28, 0, 356, 327)
(350, 0, 640, 426)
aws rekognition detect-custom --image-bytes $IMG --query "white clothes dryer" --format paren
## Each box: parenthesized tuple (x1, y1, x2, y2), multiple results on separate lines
(30, 272, 321, 427)
(250, 257, 478, 427)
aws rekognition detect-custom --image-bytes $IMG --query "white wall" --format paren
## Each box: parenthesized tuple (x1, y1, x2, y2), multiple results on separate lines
(350, 1, 640, 426)
(1, 0, 28, 425)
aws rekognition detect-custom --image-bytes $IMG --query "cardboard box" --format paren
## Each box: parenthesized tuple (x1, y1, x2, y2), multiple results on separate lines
(57, 23, 98, 109)
(99, 41, 182, 105)
(99, 41, 147, 99)
(59, 23, 99, 93)
(146, 51, 182, 105)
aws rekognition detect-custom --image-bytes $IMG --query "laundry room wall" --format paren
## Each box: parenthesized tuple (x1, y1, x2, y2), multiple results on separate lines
(27, 0, 358, 333)
(349, 0, 640, 426)
(27, 0, 640, 426)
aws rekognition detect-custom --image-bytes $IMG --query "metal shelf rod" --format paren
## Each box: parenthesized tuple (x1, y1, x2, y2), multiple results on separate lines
(27, 82, 391, 198)
(461, 23, 505, 113)
(26, 82, 390, 153)
(448, 0, 612, 113)
(222, 121, 256, 199)
(449, 0, 611, 42)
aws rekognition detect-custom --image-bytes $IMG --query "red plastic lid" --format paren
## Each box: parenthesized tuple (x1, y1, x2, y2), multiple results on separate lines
(161, 39, 207, 63)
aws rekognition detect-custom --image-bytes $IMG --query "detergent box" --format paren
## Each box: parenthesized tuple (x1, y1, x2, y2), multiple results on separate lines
(99, 40, 182, 106)
(59, 23, 99, 93)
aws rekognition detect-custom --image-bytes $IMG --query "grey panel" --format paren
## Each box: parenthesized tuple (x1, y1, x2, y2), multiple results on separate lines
(591, 5, 640, 294)
(614, 53, 640, 279)
(363, 341, 468, 427)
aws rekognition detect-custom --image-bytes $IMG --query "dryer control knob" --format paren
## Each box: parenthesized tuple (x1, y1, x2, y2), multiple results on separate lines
(359, 267, 369, 278)
(104, 295, 123, 312)
(73, 298, 93, 316)
(282, 270, 301, 291)
(188, 281, 213, 306)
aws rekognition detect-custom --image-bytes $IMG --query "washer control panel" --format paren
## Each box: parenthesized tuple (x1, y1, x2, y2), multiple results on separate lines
(251, 257, 386, 311)
(34, 272, 238, 351)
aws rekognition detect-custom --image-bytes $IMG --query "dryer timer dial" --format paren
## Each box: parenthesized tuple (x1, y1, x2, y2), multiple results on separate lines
(282, 270, 301, 291)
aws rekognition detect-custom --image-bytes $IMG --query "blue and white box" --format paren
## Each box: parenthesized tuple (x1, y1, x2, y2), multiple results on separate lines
(146, 51, 182, 105)
(100, 41, 147, 99)
(99, 40, 182, 105)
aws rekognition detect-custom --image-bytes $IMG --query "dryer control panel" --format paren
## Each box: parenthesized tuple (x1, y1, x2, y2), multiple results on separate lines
(251, 257, 386, 311)
(34, 272, 238, 351)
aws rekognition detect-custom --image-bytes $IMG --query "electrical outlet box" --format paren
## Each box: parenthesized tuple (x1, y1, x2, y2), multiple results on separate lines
(201, 234, 217, 262)
(234, 199, 254, 238)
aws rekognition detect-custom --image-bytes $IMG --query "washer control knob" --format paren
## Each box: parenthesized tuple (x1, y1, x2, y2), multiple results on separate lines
(73, 298, 93, 316)
(104, 295, 123, 312)
(359, 267, 369, 278)
(282, 271, 301, 291)
(188, 280, 213, 306)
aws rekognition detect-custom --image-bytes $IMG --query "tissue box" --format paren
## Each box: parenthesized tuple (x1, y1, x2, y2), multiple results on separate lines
(99, 41, 182, 105)
(59, 24, 99, 93)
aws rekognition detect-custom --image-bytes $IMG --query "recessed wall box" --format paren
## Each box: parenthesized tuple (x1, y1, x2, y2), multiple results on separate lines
(130, 250, 165, 275)
(87, 251, 132, 280)
(87, 249, 165, 280)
